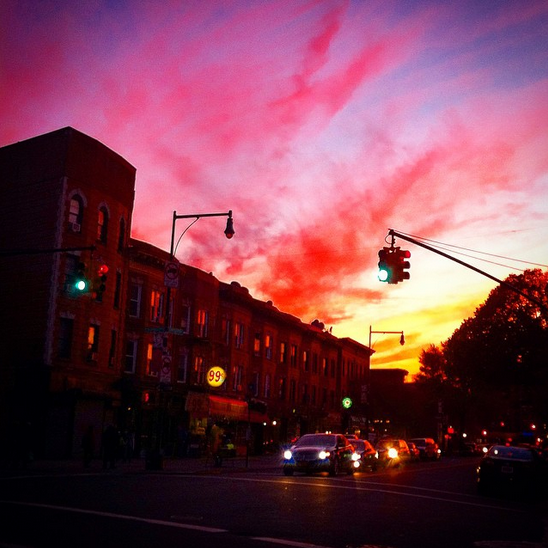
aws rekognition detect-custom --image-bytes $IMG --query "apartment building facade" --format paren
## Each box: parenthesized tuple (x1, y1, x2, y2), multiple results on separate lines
(0, 127, 371, 461)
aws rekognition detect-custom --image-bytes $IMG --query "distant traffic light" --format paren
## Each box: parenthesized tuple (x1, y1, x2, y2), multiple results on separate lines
(74, 262, 89, 292)
(393, 249, 411, 283)
(377, 248, 393, 283)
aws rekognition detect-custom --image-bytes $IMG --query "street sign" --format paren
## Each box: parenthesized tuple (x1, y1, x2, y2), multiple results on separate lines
(164, 260, 179, 288)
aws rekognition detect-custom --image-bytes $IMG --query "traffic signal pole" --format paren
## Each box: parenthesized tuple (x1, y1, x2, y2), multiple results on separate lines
(387, 229, 547, 313)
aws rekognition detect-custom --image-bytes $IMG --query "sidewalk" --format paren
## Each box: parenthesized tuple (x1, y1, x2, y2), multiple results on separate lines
(0, 453, 283, 477)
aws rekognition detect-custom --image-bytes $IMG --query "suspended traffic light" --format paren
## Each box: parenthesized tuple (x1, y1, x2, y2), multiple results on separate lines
(95, 263, 109, 299)
(394, 249, 411, 283)
(74, 262, 89, 292)
(378, 248, 393, 283)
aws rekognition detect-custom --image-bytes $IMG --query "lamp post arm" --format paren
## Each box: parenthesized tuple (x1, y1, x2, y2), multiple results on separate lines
(388, 229, 547, 313)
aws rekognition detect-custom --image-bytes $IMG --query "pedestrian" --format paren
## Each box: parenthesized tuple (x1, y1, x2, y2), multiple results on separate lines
(102, 424, 119, 470)
(82, 425, 95, 467)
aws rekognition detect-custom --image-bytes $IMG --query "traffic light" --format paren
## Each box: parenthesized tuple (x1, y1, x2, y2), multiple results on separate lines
(95, 264, 109, 299)
(74, 262, 89, 293)
(377, 248, 394, 283)
(393, 249, 411, 283)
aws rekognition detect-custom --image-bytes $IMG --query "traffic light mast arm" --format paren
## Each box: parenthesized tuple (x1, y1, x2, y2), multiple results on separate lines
(388, 229, 547, 312)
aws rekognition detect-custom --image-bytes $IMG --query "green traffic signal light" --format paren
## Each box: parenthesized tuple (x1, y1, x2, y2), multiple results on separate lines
(378, 248, 393, 283)
(74, 262, 89, 292)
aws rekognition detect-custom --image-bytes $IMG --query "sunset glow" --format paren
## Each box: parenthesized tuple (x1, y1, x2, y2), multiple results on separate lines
(2, 0, 547, 377)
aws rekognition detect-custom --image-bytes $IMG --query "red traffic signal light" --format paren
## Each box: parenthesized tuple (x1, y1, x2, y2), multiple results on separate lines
(95, 264, 109, 299)
(394, 249, 411, 283)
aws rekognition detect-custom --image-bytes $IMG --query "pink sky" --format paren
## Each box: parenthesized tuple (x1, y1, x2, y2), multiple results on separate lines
(2, 0, 547, 377)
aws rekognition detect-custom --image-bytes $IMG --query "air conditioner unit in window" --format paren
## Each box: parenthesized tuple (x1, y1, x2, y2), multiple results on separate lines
(70, 222, 81, 233)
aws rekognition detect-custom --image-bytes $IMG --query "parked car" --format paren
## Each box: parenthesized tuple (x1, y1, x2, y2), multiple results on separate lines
(348, 438, 378, 471)
(282, 433, 360, 476)
(477, 444, 548, 496)
(408, 437, 441, 460)
(375, 438, 411, 467)
(406, 441, 420, 460)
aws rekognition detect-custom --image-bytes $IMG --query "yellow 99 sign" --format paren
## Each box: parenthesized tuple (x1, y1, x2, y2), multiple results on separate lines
(207, 366, 227, 387)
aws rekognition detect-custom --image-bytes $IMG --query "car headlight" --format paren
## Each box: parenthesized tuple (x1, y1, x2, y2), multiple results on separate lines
(283, 449, 293, 460)
(388, 447, 399, 459)
(351, 452, 361, 461)
(319, 450, 330, 460)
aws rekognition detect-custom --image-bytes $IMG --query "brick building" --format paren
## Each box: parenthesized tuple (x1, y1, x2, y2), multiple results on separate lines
(0, 127, 372, 461)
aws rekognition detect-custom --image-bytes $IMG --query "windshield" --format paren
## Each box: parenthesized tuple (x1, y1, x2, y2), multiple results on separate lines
(296, 434, 336, 447)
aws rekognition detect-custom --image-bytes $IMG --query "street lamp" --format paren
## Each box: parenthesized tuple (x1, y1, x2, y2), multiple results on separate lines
(368, 325, 405, 351)
(146, 209, 234, 470)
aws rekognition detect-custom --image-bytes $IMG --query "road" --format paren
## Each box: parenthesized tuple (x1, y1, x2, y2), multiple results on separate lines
(0, 456, 546, 548)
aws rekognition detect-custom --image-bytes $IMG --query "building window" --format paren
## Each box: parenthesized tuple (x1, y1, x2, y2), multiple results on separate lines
(289, 379, 296, 402)
(322, 357, 328, 376)
(87, 324, 100, 361)
(251, 372, 260, 397)
(129, 283, 142, 317)
(150, 290, 164, 323)
(118, 217, 126, 251)
(97, 206, 109, 243)
(290, 344, 297, 367)
(232, 365, 243, 391)
(58, 317, 73, 359)
(264, 374, 271, 398)
(278, 377, 286, 400)
(109, 329, 116, 369)
(234, 322, 244, 349)
(195, 356, 206, 384)
(222, 317, 231, 345)
(303, 350, 309, 371)
(114, 271, 122, 309)
(68, 196, 83, 231)
(301, 383, 309, 404)
(146, 343, 158, 376)
(265, 333, 273, 360)
(196, 309, 208, 338)
(253, 333, 261, 356)
(279, 342, 287, 364)
(125, 340, 137, 373)
(180, 301, 191, 334)
(177, 352, 188, 383)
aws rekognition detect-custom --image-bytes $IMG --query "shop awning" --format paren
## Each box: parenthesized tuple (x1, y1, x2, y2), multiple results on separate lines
(209, 395, 248, 421)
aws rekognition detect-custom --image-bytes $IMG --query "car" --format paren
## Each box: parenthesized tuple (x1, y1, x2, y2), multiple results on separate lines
(477, 444, 548, 496)
(375, 438, 411, 468)
(408, 437, 441, 460)
(282, 433, 360, 476)
(406, 441, 420, 460)
(348, 438, 378, 471)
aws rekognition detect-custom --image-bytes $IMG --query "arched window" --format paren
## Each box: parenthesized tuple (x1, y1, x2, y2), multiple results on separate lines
(118, 217, 125, 251)
(97, 206, 109, 243)
(68, 195, 84, 232)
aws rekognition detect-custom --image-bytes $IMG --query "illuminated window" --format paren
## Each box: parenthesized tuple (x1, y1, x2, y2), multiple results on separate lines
(265, 333, 273, 359)
(279, 342, 287, 364)
(254, 333, 261, 355)
(322, 357, 328, 376)
(150, 290, 164, 322)
(87, 324, 99, 361)
(146, 343, 158, 376)
(303, 351, 309, 371)
(234, 322, 244, 349)
(290, 344, 297, 367)
(232, 365, 243, 390)
(196, 309, 208, 338)
(97, 206, 109, 243)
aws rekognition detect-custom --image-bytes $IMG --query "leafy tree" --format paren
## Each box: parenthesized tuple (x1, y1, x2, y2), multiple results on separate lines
(439, 269, 548, 434)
